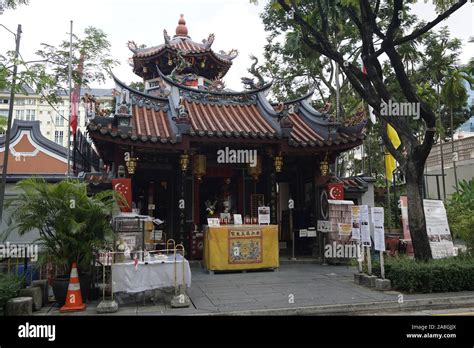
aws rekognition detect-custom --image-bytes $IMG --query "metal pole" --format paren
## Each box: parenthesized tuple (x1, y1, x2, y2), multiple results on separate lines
(437, 86, 446, 200)
(451, 107, 459, 192)
(380, 250, 385, 279)
(436, 175, 441, 200)
(289, 206, 295, 260)
(67, 20, 73, 178)
(0, 24, 21, 222)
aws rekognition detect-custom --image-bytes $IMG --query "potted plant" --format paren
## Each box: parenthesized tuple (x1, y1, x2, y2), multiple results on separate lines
(3, 178, 119, 306)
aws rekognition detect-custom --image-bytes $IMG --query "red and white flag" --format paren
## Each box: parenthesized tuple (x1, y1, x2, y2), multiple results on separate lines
(134, 254, 139, 271)
(70, 85, 80, 139)
(112, 178, 132, 212)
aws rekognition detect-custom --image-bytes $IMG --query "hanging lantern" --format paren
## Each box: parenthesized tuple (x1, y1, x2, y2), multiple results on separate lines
(274, 154, 283, 173)
(126, 157, 138, 175)
(180, 152, 190, 172)
(200, 57, 206, 68)
(247, 155, 262, 181)
(193, 154, 207, 182)
(319, 153, 329, 176)
(168, 54, 173, 66)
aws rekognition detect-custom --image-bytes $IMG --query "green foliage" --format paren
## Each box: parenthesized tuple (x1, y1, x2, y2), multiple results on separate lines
(375, 254, 474, 293)
(129, 81, 145, 92)
(2, 0, 29, 10)
(0, 26, 118, 105)
(446, 179, 474, 252)
(2, 179, 119, 274)
(35, 26, 119, 93)
(0, 274, 25, 310)
(0, 116, 7, 134)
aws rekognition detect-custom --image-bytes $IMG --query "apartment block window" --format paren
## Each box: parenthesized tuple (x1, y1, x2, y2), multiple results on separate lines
(26, 99, 36, 105)
(54, 130, 64, 145)
(15, 99, 25, 105)
(15, 110, 24, 120)
(0, 99, 9, 104)
(55, 114, 65, 126)
(0, 110, 8, 117)
(25, 110, 36, 121)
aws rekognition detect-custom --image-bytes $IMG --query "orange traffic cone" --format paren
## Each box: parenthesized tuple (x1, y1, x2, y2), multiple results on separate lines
(60, 262, 86, 312)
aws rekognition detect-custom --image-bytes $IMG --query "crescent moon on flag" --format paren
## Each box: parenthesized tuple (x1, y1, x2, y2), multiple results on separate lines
(329, 187, 337, 199)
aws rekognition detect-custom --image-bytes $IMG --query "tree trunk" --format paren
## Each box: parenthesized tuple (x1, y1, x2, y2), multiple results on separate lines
(405, 157, 432, 261)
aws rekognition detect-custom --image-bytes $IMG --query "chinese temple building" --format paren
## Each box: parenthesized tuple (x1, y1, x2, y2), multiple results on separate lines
(86, 15, 366, 256)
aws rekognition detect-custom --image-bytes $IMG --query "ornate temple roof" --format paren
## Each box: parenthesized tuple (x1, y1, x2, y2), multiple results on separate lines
(129, 15, 238, 80)
(87, 75, 366, 152)
(88, 14, 366, 156)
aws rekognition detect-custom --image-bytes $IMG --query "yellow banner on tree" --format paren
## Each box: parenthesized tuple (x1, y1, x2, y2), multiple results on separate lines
(385, 124, 401, 182)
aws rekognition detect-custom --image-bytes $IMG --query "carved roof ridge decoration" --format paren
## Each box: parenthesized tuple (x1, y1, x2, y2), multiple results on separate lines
(157, 67, 272, 97)
(270, 89, 315, 106)
(112, 73, 169, 103)
(131, 35, 238, 63)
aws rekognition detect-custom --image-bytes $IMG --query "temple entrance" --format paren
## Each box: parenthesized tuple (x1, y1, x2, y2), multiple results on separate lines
(197, 168, 242, 225)
(132, 169, 175, 237)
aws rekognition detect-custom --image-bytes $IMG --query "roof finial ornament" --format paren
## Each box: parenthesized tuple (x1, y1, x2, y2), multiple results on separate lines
(163, 29, 171, 44)
(175, 14, 188, 37)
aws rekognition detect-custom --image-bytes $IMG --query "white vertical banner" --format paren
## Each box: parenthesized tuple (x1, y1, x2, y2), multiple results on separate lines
(372, 207, 385, 251)
(423, 200, 454, 259)
(351, 205, 361, 240)
(360, 205, 371, 245)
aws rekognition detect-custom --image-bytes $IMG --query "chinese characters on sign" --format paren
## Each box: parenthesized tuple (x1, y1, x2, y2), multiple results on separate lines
(228, 228, 262, 264)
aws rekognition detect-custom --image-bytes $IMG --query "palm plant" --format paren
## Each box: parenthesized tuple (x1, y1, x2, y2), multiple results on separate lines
(441, 68, 474, 192)
(0, 116, 7, 134)
(2, 178, 118, 274)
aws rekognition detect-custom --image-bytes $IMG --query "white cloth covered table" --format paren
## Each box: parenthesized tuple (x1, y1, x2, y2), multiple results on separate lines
(112, 254, 191, 293)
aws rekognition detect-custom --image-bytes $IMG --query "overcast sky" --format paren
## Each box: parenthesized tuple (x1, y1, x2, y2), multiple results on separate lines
(0, 0, 473, 91)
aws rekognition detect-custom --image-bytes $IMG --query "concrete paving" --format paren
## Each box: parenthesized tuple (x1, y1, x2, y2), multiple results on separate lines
(33, 263, 474, 316)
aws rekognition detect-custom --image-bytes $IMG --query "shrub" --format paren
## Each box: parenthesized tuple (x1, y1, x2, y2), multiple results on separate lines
(2, 178, 119, 275)
(0, 273, 25, 310)
(446, 179, 474, 252)
(375, 255, 474, 293)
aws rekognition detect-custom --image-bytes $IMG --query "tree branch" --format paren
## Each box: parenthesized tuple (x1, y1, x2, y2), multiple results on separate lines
(394, 0, 467, 46)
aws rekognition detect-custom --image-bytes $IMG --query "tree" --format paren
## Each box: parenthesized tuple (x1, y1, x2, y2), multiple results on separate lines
(0, 117, 6, 134)
(129, 81, 145, 92)
(1, 0, 29, 11)
(263, 0, 469, 260)
(0, 26, 118, 104)
(441, 67, 474, 137)
(35, 26, 119, 102)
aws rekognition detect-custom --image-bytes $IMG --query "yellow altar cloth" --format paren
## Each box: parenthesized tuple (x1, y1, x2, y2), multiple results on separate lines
(203, 225, 279, 271)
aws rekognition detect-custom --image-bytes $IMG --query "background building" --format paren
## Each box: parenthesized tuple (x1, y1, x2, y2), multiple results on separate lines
(0, 87, 114, 147)
(425, 136, 474, 198)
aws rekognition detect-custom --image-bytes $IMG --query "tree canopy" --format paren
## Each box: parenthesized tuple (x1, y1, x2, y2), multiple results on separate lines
(256, 0, 471, 260)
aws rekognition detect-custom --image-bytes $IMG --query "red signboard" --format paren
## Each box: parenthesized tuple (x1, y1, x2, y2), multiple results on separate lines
(327, 183, 344, 200)
(112, 178, 132, 212)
